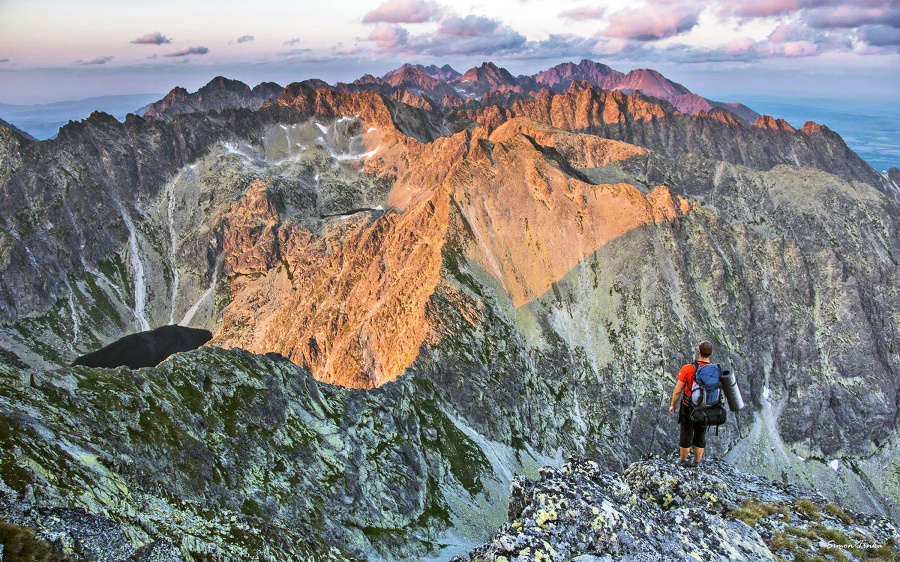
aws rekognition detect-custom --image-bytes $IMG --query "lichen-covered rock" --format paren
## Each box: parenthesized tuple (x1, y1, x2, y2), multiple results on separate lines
(454, 457, 900, 561)
(0, 347, 537, 561)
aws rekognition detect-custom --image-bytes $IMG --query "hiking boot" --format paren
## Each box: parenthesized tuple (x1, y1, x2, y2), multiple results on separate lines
(691, 460, 702, 469)
(678, 459, 693, 468)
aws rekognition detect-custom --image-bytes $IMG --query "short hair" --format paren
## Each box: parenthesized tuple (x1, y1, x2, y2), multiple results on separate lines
(699, 340, 713, 358)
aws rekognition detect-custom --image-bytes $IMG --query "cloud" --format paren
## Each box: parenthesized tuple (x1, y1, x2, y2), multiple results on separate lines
(408, 16, 527, 56)
(236, 35, 254, 44)
(131, 32, 171, 45)
(334, 42, 359, 56)
(438, 14, 500, 37)
(806, 6, 886, 28)
(859, 24, 900, 45)
(362, 0, 443, 23)
(501, 34, 602, 60)
(560, 7, 607, 21)
(164, 46, 209, 57)
(720, 0, 808, 19)
(769, 23, 804, 43)
(363, 14, 526, 56)
(604, 5, 701, 41)
(368, 23, 410, 49)
(284, 38, 301, 46)
(75, 55, 115, 65)
(0, 59, 9, 64)
(724, 37, 757, 53)
(781, 40, 819, 56)
(608, 41, 765, 64)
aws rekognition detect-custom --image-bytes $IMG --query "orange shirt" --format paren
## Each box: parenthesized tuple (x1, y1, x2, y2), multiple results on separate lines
(678, 360, 710, 405)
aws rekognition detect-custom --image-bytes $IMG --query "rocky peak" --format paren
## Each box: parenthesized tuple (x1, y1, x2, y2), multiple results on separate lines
(0, 117, 36, 142)
(699, 108, 742, 125)
(384, 66, 459, 100)
(251, 81, 284, 98)
(888, 167, 900, 193)
(458, 62, 519, 89)
(145, 77, 283, 119)
(382, 63, 458, 81)
(617, 68, 692, 98)
(533, 59, 625, 92)
(198, 76, 251, 98)
(754, 114, 798, 132)
(435, 63, 462, 81)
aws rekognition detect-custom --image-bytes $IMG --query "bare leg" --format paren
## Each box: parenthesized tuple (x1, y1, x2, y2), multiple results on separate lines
(680, 447, 690, 461)
(694, 447, 704, 463)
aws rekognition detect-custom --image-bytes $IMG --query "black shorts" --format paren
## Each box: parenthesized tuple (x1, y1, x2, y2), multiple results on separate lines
(679, 403, 707, 448)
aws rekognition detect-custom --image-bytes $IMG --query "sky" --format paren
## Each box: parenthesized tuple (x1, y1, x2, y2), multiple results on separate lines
(0, 0, 898, 105)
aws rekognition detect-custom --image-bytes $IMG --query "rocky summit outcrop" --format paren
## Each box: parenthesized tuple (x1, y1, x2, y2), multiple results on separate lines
(2, 59, 900, 561)
(453, 457, 900, 561)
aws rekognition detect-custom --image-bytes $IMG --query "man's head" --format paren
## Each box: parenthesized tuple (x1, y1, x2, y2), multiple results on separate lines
(698, 340, 713, 360)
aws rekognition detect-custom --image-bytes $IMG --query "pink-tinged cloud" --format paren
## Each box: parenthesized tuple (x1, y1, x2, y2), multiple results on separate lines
(131, 32, 171, 45)
(782, 40, 818, 56)
(604, 6, 700, 41)
(75, 55, 115, 65)
(236, 35, 254, 44)
(721, 0, 805, 19)
(334, 42, 359, 56)
(362, 0, 442, 24)
(724, 37, 757, 53)
(369, 15, 525, 56)
(560, 6, 607, 21)
(164, 46, 209, 57)
(284, 38, 301, 46)
(368, 24, 409, 49)
(769, 23, 801, 43)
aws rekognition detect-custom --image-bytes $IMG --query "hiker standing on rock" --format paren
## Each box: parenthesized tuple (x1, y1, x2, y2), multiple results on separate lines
(669, 340, 715, 468)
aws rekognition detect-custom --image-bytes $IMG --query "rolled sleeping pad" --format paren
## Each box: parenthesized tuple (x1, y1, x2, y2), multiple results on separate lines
(720, 370, 744, 411)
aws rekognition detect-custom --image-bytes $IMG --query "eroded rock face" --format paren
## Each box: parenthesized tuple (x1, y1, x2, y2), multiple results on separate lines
(453, 457, 900, 561)
(0, 347, 534, 561)
(211, 187, 450, 388)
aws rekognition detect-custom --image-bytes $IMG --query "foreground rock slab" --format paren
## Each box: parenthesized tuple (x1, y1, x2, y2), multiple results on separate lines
(454, 457, 900, 562)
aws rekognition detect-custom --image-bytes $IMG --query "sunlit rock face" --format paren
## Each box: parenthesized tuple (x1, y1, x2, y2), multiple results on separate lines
(2, 60, 900, 560)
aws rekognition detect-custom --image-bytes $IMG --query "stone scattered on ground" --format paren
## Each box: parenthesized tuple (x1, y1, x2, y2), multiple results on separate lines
(453, 456, 900, 562)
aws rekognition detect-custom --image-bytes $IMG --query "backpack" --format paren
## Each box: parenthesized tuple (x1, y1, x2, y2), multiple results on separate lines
(690, 362, 722, 407)
(686, 362, 728, 429)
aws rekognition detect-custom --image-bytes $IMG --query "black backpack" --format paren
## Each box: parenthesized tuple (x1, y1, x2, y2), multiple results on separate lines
(687, 362, 727, 430)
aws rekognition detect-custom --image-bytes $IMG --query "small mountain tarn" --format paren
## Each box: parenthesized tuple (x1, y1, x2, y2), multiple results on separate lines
(71, 325, 212, 369)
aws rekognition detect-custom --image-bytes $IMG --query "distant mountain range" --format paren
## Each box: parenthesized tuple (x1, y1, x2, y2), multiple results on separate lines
(138, 60, 759, 125)
(0, 93, 164, 140)
(0, 60, 763, 142)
